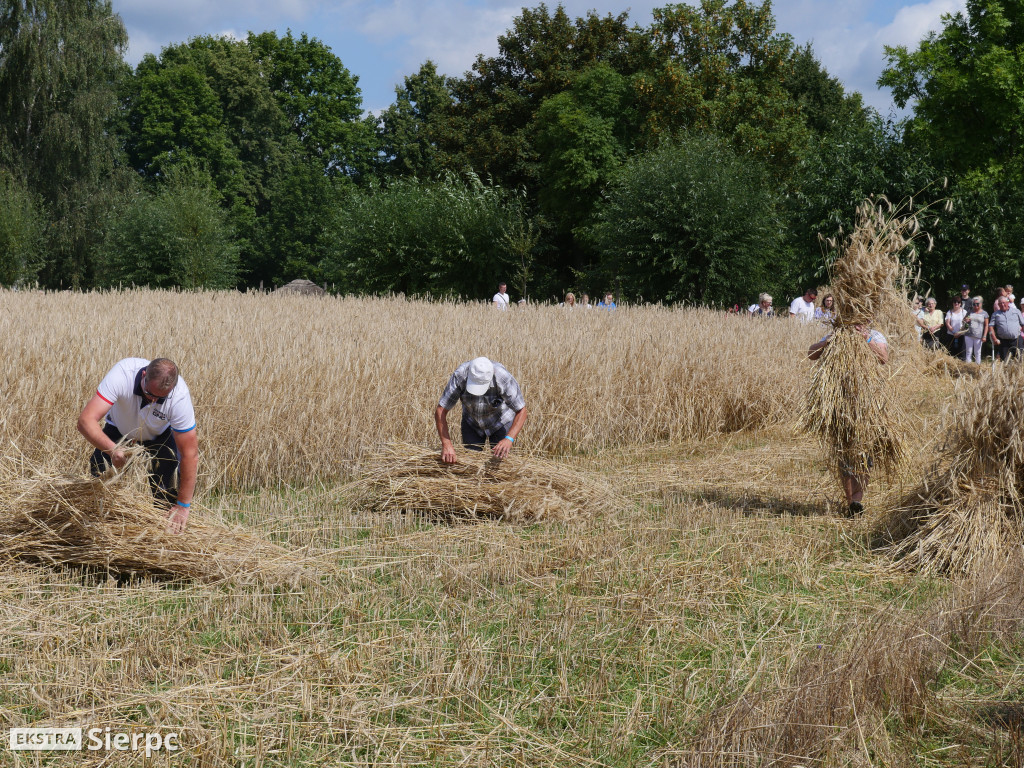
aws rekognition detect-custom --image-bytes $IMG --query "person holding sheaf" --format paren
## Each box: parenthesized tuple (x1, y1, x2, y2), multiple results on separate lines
(435, 357, 527, 463)
(77, 357, 198, 533)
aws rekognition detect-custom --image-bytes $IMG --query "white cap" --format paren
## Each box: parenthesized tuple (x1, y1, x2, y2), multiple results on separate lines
(465, 357, 494, 396)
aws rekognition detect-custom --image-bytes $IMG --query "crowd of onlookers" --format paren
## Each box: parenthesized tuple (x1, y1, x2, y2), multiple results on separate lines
(489, 279, 1024, 362)
(492, 282, 619, 311)
(910, 284, 1024, 362)
(735, 283, 1024, 363)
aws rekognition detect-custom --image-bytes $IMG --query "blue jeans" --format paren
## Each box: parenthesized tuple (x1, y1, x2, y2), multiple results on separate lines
(460, 412, 507, 451)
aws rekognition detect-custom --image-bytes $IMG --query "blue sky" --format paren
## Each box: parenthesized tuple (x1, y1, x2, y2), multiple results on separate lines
(112, 0, 967, 116)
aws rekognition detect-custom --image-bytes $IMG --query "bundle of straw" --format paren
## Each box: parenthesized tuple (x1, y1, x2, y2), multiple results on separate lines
(880, 363, 1024, 575)
(804, 327, 906, 485)
(829, 198, 923, 348)
(351, 443, 623, 522)
(0, 459, 310, 584)
(925, 355, 983, 379)
(804, 198, 927, 489)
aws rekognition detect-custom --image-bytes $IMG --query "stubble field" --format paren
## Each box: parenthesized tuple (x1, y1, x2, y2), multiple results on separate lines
(2, 289, 1022, 767)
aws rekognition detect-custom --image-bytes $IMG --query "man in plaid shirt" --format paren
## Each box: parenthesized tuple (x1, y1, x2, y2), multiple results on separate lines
(435, 357, 528, 463)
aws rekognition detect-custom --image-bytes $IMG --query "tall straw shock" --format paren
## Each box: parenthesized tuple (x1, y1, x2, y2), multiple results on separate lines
(803, 198, 934, 494)
(879, 363, 1024, 575)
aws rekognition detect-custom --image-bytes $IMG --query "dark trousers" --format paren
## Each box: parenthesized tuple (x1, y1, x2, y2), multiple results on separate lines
(460, 412, 507, 451)
(943, 330, 964, 357)
(995, 336, 1022, 361)
(89, 422, 179, 504)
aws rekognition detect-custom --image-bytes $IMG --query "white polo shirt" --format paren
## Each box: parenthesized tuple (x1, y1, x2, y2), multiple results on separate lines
(96, 358, 196, 442)
(789, 295, 815, 320)
(493, 291, 509, 309)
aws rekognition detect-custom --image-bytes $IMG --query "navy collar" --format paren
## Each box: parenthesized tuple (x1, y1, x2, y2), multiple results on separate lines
(133, 368, 166, 409)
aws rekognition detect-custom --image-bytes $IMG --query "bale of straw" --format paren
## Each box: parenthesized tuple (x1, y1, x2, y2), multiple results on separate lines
(0, 460, 310, 584)
(879, 363, 1024, 575)
(351, 443, 623, 522)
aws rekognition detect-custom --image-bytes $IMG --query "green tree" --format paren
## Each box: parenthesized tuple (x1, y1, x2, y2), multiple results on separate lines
(323, 175, 531, 298)
(252, 160, 344, 286)
(590, 133, 789, 305)
(100, 168, 238, 290)
(247, 30, 375, 178)
(534, 63, 627, 232)
(637, 0, 809, 181)
(879, 0, 1024, 173)
(879, 0, 1024, 294)
(443, 4, 650, 192)
(785, 44, 871, 136)
(122, 36, 288, 212)
(0, 0, 129, 287)
(376, 60, 455, 178)
(0, 170, 45, 285)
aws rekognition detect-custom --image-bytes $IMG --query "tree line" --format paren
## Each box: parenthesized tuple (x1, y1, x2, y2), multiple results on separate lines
(1, 0, 1022, 305)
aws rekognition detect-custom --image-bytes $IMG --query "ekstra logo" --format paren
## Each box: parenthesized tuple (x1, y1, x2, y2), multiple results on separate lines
(9, 727, 180, 757)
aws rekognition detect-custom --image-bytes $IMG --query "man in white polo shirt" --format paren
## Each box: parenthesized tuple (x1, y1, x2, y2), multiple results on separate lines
(492, 282, 510, 310)
(789, 288, 817, 321)
(77, 357, 198, 533)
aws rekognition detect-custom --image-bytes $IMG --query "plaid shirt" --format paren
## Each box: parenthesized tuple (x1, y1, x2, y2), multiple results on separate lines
(438, 361, 525, 436)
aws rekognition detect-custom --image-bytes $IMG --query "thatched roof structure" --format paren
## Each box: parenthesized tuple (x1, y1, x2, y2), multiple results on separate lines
(274, 279, 326, 296)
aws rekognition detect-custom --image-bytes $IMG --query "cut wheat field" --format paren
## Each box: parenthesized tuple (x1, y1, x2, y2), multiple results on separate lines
(2, 289, 1023, 767)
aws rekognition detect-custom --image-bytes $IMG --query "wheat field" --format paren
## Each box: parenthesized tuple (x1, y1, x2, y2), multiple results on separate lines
(2, 289, 1022, 767)
(0, 289, 828, 488)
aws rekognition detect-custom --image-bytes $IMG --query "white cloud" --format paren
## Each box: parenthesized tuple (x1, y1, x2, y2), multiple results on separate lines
(877, 0, 966, 48)
(770, 0, 966, 113)
(357, 0, 518, 78)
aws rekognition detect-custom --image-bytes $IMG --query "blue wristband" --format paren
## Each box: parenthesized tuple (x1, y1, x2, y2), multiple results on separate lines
(176, 501, 191, 508)
(504, 435, 514, 443)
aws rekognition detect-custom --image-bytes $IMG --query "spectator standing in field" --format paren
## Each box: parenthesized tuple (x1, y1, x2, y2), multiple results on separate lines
(493, 282, 510, 310)
(789, 288, 818, 321)
(1007, 285, 1016, 303)
(993, 286, 1008, 312)
(808, 326, 889, 516)
(814, 294, 835, 322)
(77, 358, 197, 533)
(580, 293, 593, 309)
(944, 296, 967, 357)
(560, 292, 576, 308)
(989, 295, 1024, 361)
(963, 297, 989, 363)
(435, 357, 527, 463)
(751, 293, 774, 317)
(960, 284, 972, 305)
(918, 297, 944, 349)
(598, 293, 617, 310)
(912, 297, 925, 341)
